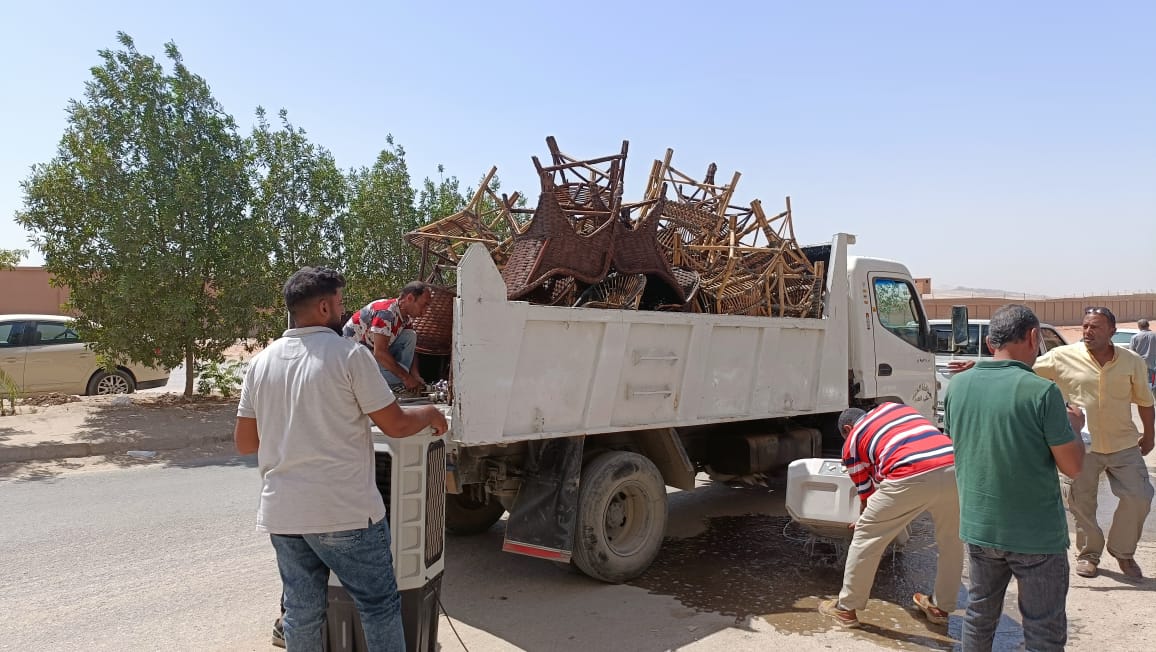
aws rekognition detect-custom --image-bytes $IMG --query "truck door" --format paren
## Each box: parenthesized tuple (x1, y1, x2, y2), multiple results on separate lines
(868, 275, 935, 419)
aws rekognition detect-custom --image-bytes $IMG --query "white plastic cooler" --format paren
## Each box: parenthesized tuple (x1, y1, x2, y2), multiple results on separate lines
(785, 458, 860, 539)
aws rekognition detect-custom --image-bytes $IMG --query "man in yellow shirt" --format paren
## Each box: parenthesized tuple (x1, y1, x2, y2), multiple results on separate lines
(1034, 307, 1155, 579)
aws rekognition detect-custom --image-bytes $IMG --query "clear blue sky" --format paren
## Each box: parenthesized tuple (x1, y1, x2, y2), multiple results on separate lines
(2, 1, 1153, 296)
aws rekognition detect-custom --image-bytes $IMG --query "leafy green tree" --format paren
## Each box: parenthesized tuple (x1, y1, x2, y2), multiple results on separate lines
(337, 136, 422, 309)
(0, 249, 26, 270)
(248, 106, 347, 337)
(17, 32, 271, 397)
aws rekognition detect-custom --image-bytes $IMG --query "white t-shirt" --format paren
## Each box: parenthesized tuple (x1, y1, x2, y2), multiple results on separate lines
(237, 326, 396, 534)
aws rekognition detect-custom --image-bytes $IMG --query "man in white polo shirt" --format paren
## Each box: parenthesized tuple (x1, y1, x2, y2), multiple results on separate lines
(234, 266, 447, 651)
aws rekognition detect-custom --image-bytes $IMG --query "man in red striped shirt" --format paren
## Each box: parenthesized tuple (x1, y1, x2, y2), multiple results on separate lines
(818, 402, 963, 629)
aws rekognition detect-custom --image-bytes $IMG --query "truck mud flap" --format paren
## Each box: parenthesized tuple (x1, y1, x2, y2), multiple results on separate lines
(502, 437, 584, 562)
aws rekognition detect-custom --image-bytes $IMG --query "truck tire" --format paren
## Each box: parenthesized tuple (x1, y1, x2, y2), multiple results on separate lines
(445, 492, 505, 535)
(571, 451, 667, 583)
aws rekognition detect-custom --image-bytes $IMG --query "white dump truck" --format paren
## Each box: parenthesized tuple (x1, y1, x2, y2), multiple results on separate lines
(435, 232, 936, 582)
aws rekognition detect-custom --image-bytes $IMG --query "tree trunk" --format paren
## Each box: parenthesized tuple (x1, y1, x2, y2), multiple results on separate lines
(184, 347, 195, 398)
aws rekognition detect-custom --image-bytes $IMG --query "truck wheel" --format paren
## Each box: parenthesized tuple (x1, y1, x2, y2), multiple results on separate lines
(571, 451, 667, 583)
(445, 492, 505, 535)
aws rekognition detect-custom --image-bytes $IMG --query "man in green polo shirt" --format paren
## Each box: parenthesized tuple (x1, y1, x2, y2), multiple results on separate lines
(944, 304, 1085, 652)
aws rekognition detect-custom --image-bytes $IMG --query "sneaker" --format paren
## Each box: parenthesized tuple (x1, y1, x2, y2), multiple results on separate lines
(818, 599, 860, 628)
(1075, 559, 1098, 578)
(1115, 557, 1144, 579)
(271, 617, 285, 648)
(913, 593, 949, 625)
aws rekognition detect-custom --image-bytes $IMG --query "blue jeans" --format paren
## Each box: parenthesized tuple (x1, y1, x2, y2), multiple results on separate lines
(270, 519, 404, 652)
(380, 329, 416, 386)
(962, 544, 1068, 652)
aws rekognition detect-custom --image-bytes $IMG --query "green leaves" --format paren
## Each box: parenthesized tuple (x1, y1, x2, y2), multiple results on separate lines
(17, 32, 483, 396)
(248, 107, 347, 339)
(0, 249, 25, 270)
(18, 34, 269, 397)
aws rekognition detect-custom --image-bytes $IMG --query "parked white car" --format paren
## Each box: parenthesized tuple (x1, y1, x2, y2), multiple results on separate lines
(929, 319, 1068, 426)
(0, 314, 169, 395)
(1113, 328, 1139, 351)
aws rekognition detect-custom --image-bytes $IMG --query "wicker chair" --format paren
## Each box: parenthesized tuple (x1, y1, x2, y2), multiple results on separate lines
(612, 191, 685, 304)
(652, 267, 702, 312)
(574, 274, 647, 310)
(533, 137, 628, 232)
(405, 166, 522, 269)
(411, 265, 456, 355)
(500, 190, 616, 301)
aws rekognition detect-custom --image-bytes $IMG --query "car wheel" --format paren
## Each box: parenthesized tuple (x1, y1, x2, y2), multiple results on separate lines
(87, 369, 136, 395)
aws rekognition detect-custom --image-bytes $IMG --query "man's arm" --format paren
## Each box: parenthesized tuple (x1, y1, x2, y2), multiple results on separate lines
(1051, 439, 1085, 478)
(234, 417, 259, 455)
(1130, 357, 1155, 455)
(372, 332, 422, 390)
(1138, 405, 1154, 455)
(1042, 385, 1082, 477)
(368, 402, 447, 438)
(1032, 348, 1058, 381)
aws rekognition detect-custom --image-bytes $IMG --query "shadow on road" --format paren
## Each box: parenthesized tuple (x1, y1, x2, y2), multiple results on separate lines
(437, 481, 998, 651)
(0, 442, 255, 483)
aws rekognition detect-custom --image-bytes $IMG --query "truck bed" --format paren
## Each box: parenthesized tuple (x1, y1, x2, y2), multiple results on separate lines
(448, 235, 853, 446)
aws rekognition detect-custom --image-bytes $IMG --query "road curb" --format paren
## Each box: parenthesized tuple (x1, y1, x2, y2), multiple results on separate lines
(0, 432, 234, 464)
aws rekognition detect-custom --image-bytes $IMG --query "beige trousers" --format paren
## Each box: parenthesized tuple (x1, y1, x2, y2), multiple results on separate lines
(1064, 446, 1154, 563)
(839, 466, 963, 612)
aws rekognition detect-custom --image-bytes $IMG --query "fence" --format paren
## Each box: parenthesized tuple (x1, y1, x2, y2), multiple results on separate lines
(921, 294, 1156, 326)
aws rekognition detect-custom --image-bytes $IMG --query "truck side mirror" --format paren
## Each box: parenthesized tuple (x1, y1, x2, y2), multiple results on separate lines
(951, 305, 969, 353)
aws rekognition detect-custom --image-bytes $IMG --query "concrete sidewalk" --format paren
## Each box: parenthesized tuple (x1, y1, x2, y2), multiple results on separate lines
(0, 393, 237, 464)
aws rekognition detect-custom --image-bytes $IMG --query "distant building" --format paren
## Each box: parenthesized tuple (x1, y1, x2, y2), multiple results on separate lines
(913, 277, 932, 296)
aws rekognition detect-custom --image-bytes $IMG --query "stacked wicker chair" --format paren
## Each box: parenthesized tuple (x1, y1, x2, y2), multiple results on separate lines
(406, 138, 826, 319)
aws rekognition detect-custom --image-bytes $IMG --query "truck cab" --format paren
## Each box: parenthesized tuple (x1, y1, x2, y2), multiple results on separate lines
(849, 257, 936, 419)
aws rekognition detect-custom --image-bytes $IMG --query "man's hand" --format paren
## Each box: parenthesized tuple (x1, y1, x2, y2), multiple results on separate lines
(1140, 432, 1154, 456)
(424, 406, 448, 437)
(946, 360, 976, 373)
(1066, 404, 1085, 434)
(402, 373, 424, 391)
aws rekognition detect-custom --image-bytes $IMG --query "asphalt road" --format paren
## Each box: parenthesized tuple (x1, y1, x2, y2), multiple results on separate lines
(0, 452, 280, 651)
(7, 445, 1145, 652)
(0, 449, 903, 652)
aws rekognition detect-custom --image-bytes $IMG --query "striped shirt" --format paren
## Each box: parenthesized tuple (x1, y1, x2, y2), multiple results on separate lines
(842, 402, 955, 501)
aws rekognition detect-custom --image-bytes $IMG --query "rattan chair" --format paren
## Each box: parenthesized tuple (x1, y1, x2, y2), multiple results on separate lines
(574, 274, 647, 310)
(612, 190, 685, 304)
(500, 190, 616, 301)
(411, 265, 456, 355)
(405, 166, 521, 269)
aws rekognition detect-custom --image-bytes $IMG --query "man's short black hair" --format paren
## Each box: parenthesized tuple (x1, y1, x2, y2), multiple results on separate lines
(838, 407, 867, 433)
(284, 267, 345, 314)
(989, 304, 1039, 349)
(399, 281, 430, 299)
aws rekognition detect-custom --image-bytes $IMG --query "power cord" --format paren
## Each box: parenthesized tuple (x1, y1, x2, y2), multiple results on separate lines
(437, 594, 471, 652)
